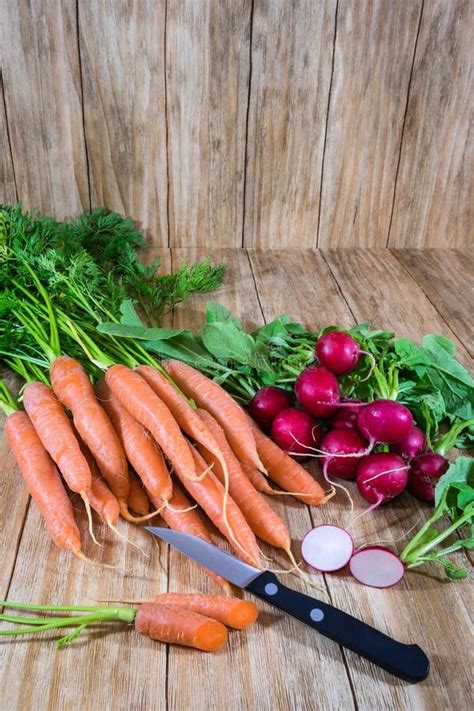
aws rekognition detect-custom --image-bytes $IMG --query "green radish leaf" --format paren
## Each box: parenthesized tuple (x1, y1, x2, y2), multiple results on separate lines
(205, 301, 242, 328)
(435, 457, 474, 509)
(143, 332, 217, 368)
(200, 322, 257, 365)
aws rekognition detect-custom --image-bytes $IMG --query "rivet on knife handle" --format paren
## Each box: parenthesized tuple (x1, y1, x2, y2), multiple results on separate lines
(246, 571, 430, 683)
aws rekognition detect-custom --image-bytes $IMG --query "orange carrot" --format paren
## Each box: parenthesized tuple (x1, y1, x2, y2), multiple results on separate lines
(95, 379, 172, 504)
(86, 464, 120, 528)
(197, 409, 291, 552)
(144, 594, 257, 630)
(135, 603, 227, 651)
(116, 594, 257, 629)
(23, 382, 91, 495)
(162, 360, 265, 472)
(178, 445, 262, 568)
(22, 381, 99, 542)
(4, 411, 81, 554)
(105, 365, 198, 482)
(240, 462, 279, 495)
(50, 357, 130, 509)
(151, 483, 231, 593)
(128, 475, 150, 517)
(136, 365, 230, 486)
(249, 420, 327, 505)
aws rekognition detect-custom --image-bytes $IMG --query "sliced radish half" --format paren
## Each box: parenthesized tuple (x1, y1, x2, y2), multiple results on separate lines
(349, 546, 405, 588)
(301, 525, 354, 572)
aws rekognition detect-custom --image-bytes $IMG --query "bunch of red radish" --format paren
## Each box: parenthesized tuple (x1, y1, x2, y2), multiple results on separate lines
(249, 330, 449, 510)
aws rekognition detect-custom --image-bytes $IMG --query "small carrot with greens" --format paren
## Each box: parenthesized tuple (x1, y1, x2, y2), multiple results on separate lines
(197, 409, 292, 554)
(22, 381, 97, 542)
(163, 360, 266, 473)
(249, 419, 330, 506)
(0, 600, 228, 652)
(50, 357, 131, 514)
(180, 446, 262, 568)
(109, 594, 258, 630)
(105, 365, 200, 482)
(95, 378, 173, 504)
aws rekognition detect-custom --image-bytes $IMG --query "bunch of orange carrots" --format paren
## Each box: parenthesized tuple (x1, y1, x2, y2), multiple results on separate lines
(2, 356, 331, 581)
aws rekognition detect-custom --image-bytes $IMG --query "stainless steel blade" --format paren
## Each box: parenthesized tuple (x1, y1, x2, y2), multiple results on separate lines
(146, 527, 261, 588)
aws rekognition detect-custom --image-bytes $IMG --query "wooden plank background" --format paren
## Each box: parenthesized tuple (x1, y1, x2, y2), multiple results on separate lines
(0, 0, 472, 247)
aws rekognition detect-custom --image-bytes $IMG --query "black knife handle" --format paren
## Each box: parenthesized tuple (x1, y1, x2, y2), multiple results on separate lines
(246, 571, 429, 683)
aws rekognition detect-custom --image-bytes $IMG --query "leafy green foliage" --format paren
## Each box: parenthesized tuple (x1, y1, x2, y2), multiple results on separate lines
(401, 457, 474, 579)
(0, 204, 225, 382)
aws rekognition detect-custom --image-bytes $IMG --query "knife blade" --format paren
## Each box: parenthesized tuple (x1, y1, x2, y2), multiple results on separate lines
(146, 527, 430, 683)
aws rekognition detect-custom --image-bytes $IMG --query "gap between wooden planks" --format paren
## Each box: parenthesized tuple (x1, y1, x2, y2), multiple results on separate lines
(1, 249, 472, 711)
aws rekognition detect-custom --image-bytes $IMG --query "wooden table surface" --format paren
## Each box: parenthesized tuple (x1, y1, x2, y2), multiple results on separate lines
(1, 248, 472, 711)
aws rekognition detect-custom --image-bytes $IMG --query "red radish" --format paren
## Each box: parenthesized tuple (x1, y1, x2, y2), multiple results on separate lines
(301, 525, 354, 572)
(349, 547, 405, 588)
(408, 453, 449, 502)
(295, 365, 341, 418)
(328, 400, 362, 430)
(320, 428, 368, 480)
(271, 408, 321, 456)
(356, 453, 408, 508)
(356, 400, 413, 444)
(316, 331, 373, 375)
(248, 386, 293, 429)
(392, 427, 426, 459)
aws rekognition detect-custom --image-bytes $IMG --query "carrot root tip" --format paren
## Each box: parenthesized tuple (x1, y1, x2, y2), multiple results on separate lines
(81, 493, 102, 547)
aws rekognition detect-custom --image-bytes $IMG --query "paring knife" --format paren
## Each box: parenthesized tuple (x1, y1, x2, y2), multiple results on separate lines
(146, 527, 429, 683)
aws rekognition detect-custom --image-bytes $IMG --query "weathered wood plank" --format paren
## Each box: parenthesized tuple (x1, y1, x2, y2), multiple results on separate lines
(0, 254, 173, 711)
(318, 0, 422, 248)
(249, 250, 472, 710)
(169, 249, 354, 711)
(243, 0, 336, 248)
(324, 249, 472, 367)
(0, 74, 17, 204)
(0, 374, 29, 600)
(0, 0, 89, 217)
(166, 2, 251, 248)
(393, 249, 474, 357)
(79, 0, 168, 245)
(388, 0, 473, 247)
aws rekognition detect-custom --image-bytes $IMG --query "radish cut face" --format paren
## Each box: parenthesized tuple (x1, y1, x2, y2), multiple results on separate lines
(349, 547, 405, 588)
(301, 525, 354, 572)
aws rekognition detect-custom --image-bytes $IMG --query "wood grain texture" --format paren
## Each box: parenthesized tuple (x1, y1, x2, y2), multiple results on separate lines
(249, 249, 472, 710)
(166, 1, 251, 248)
(388, 0, 474, 247)
(169, 249, 354, 711)
(0, 74, 17, 204)
(0, 0, 89, 217)
(393, 249, 474, 357)
(79, 0, 168, 245)
(243, 0, 337, 248)
(323, 249, 472, 368)
(318, 0, 422, 248)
